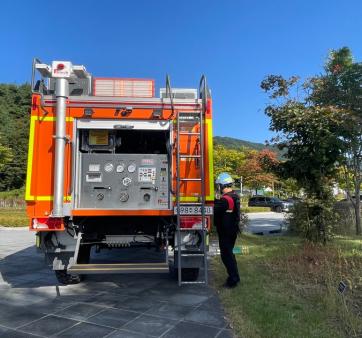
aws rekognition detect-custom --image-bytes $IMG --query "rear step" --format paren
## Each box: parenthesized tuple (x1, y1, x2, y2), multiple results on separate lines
(68, 262, 169, 274)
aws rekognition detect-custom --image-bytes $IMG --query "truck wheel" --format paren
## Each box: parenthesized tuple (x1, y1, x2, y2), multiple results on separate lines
(169, 266, 199, 282)
(181, 268, 199, 281)
(77, 245, 91, 264)
(275, 206, 282, 213)
(55, 270, 82, 285)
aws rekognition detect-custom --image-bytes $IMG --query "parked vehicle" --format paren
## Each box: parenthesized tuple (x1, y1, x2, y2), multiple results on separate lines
(248, 195, 292, 212)
(26, 59, 214, 286)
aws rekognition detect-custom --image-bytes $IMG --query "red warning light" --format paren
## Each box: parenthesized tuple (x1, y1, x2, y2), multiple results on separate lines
(57, 63, 65, 70)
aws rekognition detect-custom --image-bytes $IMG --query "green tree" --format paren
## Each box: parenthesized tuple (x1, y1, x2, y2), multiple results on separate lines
(0, 135, 13, 171)
(213, 145, 246, 181)
(261, 75, 346, 242)
(0, 84, 31, 190)
(309, 47, 362, 235)
(238, 149, 278, 194)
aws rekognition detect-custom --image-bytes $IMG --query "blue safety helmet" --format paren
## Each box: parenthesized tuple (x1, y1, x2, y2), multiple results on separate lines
(215, 172, 234, 186)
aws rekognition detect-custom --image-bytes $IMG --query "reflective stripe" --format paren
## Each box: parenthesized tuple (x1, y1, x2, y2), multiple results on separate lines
(222, 194, 234, 212)
(25, 115, 73, 202)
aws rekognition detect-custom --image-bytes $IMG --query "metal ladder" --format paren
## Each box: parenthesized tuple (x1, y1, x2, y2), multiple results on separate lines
(171, 75, 209, 286)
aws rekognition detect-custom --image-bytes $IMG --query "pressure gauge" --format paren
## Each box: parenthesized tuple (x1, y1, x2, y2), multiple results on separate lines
(104, 163, 114, 172)
(122, 177, 132, 186)
(116, 163, 125, 173)
(128, 163, 136, 173)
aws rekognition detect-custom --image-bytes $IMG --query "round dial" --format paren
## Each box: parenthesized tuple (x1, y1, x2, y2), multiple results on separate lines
(116, 163, 125, 173)
(128, 163, 136, 173)
(104, 163, 114, 172)
(122, 177, 132, 186)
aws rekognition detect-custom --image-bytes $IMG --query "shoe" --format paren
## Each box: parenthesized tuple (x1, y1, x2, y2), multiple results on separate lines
(222, 281, 239, 289)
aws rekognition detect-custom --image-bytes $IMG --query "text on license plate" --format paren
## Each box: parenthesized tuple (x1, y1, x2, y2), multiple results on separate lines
(174, 206, 213, 215)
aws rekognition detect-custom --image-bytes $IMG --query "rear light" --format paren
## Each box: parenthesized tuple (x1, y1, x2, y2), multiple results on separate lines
(180, 217, 208, 230)
(32, 96, 37, 110)
(206, 98, 211, 115)
(32, 217, 64, 231)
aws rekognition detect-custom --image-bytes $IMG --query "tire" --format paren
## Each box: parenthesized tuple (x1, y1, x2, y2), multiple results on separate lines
(275, 206, 282, 213)
(169, 265, 200, 282)
(55, 270, 82, 285)
(181, 268, 199, 281)
(77, 245, 91, 264)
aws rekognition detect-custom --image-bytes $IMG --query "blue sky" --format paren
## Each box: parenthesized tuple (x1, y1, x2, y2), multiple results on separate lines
(1, 0, 362, 143)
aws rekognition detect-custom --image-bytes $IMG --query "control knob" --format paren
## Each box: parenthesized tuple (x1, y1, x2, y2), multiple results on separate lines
(120, 191, 129, 202)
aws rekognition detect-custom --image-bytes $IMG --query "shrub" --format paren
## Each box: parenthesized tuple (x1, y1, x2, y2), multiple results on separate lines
(286, 197, 340, 243)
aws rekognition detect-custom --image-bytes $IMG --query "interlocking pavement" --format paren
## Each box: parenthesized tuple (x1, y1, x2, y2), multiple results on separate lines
(0, 228, 233, 338)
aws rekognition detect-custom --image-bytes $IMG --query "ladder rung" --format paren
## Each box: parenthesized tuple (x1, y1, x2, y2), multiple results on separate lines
(179, 228, 207, 231)
(181, 281, 206, 285)
(179, 132, 201, 135)
(180, 155, 201, 158)
(180, 178, 202, 181)
(178, 202, 202, 205)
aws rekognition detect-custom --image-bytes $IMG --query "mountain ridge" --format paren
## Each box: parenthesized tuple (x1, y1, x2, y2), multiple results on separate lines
(214, 136, 268, 151)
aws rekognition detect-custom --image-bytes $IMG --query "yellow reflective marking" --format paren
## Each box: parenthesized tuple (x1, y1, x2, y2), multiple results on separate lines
(25, 115, 73, 202)
(206, 119, 214, 200)
(26, 196, 72, 202)
(25, 117, 36, 201)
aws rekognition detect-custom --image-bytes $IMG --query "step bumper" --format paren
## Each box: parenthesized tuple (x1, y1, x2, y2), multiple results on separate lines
(68, 262, 169, 274)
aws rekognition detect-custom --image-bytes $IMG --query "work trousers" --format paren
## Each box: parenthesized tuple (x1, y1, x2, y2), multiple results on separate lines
(218, 232, 240, 284)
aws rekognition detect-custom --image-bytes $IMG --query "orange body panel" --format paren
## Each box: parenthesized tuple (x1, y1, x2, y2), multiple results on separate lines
(26, 94, 214, 227)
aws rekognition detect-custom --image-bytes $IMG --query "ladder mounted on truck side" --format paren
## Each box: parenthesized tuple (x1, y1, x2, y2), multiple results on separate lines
(168, 75, 209, 286)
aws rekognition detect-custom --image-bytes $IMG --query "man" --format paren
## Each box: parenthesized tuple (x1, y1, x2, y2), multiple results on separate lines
(214, 173, 241, 288)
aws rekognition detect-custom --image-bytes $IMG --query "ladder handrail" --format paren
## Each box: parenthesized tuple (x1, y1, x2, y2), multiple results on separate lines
(165, 75, 175, 120)
(199, 74, 208, 285)
(31, 57, 43, 92)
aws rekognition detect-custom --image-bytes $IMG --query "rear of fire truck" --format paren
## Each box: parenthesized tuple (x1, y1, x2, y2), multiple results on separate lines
(26, 59, 214, 285)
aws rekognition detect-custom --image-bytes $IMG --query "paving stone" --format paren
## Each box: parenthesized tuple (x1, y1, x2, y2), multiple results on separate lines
(145, 302, 195, 320)
(82, 292, 129, 307)
(55, 322, 115, 337)
(86, 308, 140, 329)
(197, 295, 224, 313)
(162, 321, 221, 338)
(107, 329, 153, 338)
(18, 315, 78, 336)
(55, 303, 105, 321)
(123, 314, 177, 337)
(216, 329, 234, 338)
(184, 309, 227, 328)
(113, 296, 155, 313)
(0, 328, 42, 337)
(0, 229, 234, 337)
(0, 306, 46, 329)
(0, 289, 49, 307)
(167, 293, 209, 306)
(31, 298, 76, 314)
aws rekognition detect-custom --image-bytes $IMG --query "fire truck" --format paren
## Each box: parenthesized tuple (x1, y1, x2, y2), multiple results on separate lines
(26, 59, 214, 286)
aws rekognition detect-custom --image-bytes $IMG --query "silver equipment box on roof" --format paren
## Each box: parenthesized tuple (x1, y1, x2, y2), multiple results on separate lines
(159, 88, 197, 99)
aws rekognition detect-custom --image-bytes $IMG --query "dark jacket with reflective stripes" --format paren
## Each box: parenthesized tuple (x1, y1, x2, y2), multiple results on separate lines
(214, 191, 240, 235)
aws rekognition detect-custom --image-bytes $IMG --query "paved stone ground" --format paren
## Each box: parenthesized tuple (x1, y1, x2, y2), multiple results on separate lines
(0, 228, 232, 338)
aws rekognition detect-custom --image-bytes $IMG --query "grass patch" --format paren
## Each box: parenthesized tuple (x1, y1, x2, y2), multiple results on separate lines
(0, 208, 28, 227)
(212, 234, 362, 338)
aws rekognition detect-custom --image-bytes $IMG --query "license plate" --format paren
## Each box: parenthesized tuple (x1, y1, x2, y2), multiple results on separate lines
(174, 205, 213, 215)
